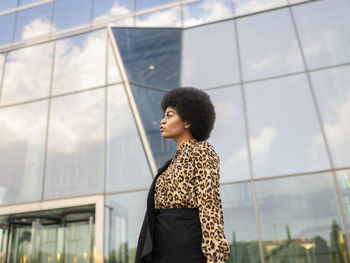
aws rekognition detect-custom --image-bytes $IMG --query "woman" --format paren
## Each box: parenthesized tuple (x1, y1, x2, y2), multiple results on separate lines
(135, 87, 230, 263)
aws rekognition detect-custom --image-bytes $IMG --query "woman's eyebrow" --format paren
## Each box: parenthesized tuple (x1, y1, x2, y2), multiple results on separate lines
(165, 110, 175, 115)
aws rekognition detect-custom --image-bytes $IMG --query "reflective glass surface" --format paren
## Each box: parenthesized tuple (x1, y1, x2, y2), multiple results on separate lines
(221, 182, 260, 262)
(105, 191, 148, 262)
(52, 30, 107, 95)
(19, 0, 42, 6)
(0, 53, 4, 85)
(336, 169, 350, 230)
(53, 0, 91, 31)
(113, 27, 181, 90)
(233, 0, 288, 16)
(136, 0, 177, 10)
(0, 13, 15, 45)
(93, 0, 134, 22)
(107, 39, 122, 84)
(0, 1, 17, 12)
(206, 86, 250, 181)
(14, 3, 52, 42)
(255, 173, 348, 262)
(5, 206, 95, 263)
(0, 100, 48, 205)
(1, 42, 53, 105)
(292, 0, 350, 69)
(237, 8, 304, 81)
(310, 65, 350, 168)
(106, 85, 152, 192)
(135, 6, 181, 27)
(183, 0, 234, 27)
(245, 74, 330, 178)
(44, 89, 104, 200)
(111, 17, 134, 26)
(182, 20, 240, 89)
(129, 85, 174, 167)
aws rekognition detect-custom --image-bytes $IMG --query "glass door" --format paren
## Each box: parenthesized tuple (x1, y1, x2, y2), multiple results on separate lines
(4, 206, 95, 263)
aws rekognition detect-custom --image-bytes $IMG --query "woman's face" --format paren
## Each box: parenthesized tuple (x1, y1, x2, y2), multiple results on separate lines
(160, 106, 189, 139)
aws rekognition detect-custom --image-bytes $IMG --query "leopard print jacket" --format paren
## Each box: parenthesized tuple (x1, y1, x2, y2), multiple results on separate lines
(154, 138, 230, 262)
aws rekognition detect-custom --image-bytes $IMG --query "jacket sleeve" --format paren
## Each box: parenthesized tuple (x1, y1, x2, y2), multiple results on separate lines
(193, 144, 230, 263)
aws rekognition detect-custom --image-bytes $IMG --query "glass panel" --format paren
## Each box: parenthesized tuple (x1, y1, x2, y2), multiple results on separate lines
(107, 39, 122, 84)
(93, 0, 134, 22)
(13, 3, 52, 42)
(65, 220, 94, 263)
(105, 191, 148, 262)
(135, 6, 181, 27)
(310, 65, 350, 168)
(182, 20, 240, 89)
(337, 169, 350, 230)
(183, 0, 234, 27)
(129, 85, 173, 167)
(44, 89, 104, 200)
(245, 74, 330, 178)
(53, 0, 92, 31)
(19, 0, 42, 6)
(292, 0, 350, 69)
(0, 1, 17, 12)
(136, 0, 177, 10)
(289, 0, 309, 3)
(0, 226, 8, 262)
(0, 100, 48, 205)
(221, 182, 260, 262)
(106, 85, 152, 192)
(0, 53, 5, 85)
(255, 173, 349, 262)
(206, 86, 250, 181)
(237, 8, 304, 81)
(1, 42, 53, 105)
(0, 13, 15, 45)
(233, 0, 288, 16)
(111, 17, 134, 26)
(112, 27, 181, 90)
(52, 30, 107, 95)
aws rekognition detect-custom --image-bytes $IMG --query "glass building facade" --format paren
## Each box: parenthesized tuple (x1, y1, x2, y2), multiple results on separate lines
(0, 0, 350, 262)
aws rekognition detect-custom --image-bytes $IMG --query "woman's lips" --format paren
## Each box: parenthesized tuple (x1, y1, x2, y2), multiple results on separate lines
(160, 128, 165, 132)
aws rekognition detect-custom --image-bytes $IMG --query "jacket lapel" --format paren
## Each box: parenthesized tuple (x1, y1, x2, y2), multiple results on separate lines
(140, 157, 173, 260)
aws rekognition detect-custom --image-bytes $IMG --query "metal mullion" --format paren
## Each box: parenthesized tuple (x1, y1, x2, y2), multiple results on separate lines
(106, 25, 157, 177)
(0, 0, 319, 52)
(179, 11, 185, 86)
(288, 3, 350, 256)
(40, 40, 56, 201)
(49, 0, 55, 38)
(0, 0, 192, 52)
(10, 8, 18, 44)
(90, 0, 94, 26)
(103, 32, 109, 196)
(0, 85, 107, 110)
(0, 0, 55, 17)
(0, 53, 8, 104)
(233, 15, 266, 263)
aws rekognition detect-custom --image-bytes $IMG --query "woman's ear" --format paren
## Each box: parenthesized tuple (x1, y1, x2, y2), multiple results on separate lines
(184, 122, 191, 129)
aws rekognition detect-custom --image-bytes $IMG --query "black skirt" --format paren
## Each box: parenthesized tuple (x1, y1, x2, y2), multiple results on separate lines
(152, 207, 207, 263)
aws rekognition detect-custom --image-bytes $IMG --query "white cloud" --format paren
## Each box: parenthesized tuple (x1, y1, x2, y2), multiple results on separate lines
(183, 0, 233, 27)
(94, 2, 132, 21)
(136, 6, 181, 27)
(21, 17, 51, 40)
(0, 18, 113, 155)
(249, 126, 278, 164)
(234, 0, 286, 16)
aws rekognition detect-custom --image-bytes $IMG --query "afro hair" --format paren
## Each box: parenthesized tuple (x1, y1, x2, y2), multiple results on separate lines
(160, 87, 216, 141)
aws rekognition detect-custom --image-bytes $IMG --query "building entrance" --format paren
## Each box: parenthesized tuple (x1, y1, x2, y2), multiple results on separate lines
(0, 205, 95, 263)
